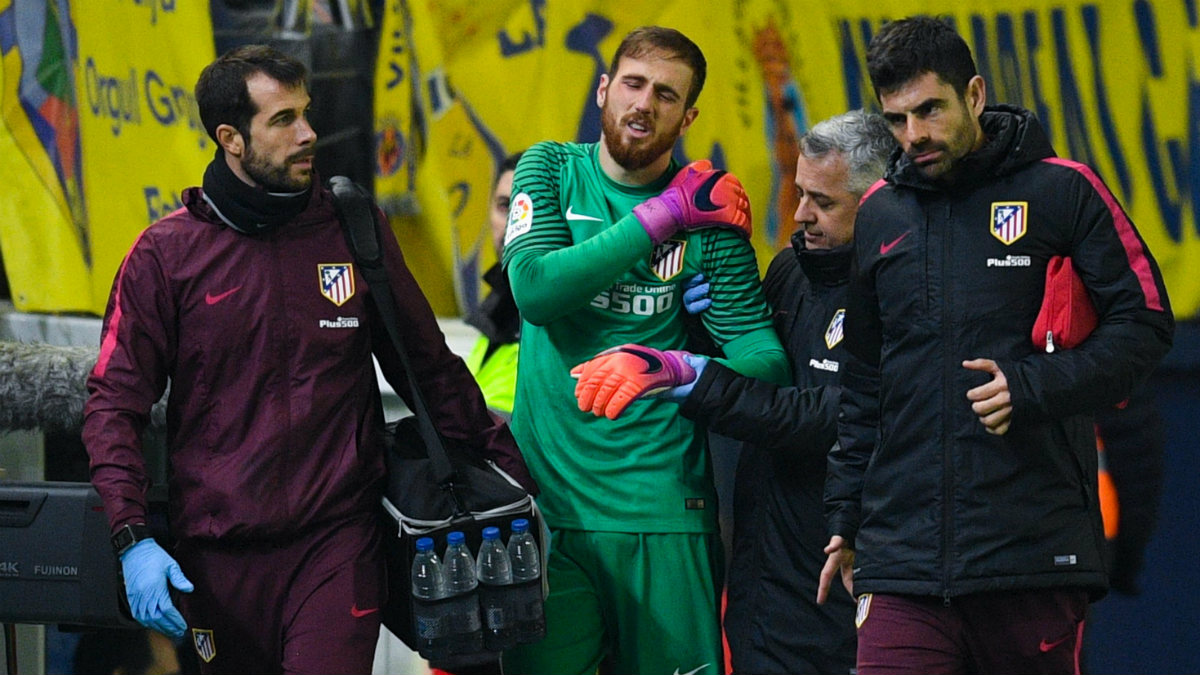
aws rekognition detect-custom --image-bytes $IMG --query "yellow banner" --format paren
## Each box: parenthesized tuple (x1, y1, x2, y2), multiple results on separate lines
(0, 0, 91, 311)
(373, 0, 460, 312)
(0, 0, 213, 314)
(72, 0, 215, 314)
(4, 1, 1197, 319)
(372, 0, 1199, 319)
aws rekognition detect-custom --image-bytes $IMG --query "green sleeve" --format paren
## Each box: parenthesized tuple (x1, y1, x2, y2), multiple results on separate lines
(502, 142, 653, 325)
(714, 327, 789, 384)
(506, 214, 651, 325)
(694, 228, 789, 385)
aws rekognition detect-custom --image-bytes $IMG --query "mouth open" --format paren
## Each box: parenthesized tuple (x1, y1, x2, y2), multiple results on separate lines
(626, 118, 652, 138)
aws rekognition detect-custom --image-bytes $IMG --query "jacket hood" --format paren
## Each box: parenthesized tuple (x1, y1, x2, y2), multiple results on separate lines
(888, 104, 1056, 191)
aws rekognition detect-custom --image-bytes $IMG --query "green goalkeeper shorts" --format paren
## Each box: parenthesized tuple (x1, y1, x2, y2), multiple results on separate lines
(501, 528, 725, 675)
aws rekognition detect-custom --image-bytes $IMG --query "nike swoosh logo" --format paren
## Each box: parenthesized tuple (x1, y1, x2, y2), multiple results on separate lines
(204, 286, 242, 305)
(1039, 635, 1070, 652)
(693, 171, 727, 212)
(879, 230, 911, 256)
(350, 605, 379, 618)
(565, 206, 602, 222)
(621, 347, 664, 373)
(673, 664, 711, 675)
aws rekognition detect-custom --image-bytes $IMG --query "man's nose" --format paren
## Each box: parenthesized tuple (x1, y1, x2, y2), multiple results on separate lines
(297, 118, 317, 144)
(794, 196, 815, 224)
(902, 117, 929, 147)
(632, 87, 655, 111)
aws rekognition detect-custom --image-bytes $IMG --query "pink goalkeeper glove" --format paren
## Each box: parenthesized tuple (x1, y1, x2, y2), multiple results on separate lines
(570, 344, 697, 420)
(633, 160, 753, 244)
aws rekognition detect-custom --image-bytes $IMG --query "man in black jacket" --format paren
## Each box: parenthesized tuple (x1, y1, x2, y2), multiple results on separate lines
(573, 109, 895, 674)
(688, 110, 894, 675)
(817, 16, 1175, 675)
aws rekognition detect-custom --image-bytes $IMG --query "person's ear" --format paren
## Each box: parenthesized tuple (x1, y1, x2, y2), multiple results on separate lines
(966, 75, 987, 117)
(678, 107, 699, 136)
(596, 74, 610, 109)
(216, 124, 244, 156)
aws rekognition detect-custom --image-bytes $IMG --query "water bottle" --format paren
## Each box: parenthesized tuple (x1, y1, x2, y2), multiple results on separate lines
(476, 526, 516, 651)
(410, 537, 450, 659)
(442, 530, 484, 654)
(507, 518, 546, 644)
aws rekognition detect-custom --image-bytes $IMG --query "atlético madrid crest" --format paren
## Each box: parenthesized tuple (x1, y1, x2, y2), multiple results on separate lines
(192, 628, 216, 663)
(990, 201, 1028, 245)
(856, 593, 872, 629)
(650, 239, 687, 281)
(319, 264, 355, 306)
(825, 308, 845, 349)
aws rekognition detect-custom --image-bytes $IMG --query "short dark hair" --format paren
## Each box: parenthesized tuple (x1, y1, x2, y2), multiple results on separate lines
(497, 151, 524, 182)
(608, 26, 707, 108)
(195, 44, 308, 143)
(866, 15, 977, 99)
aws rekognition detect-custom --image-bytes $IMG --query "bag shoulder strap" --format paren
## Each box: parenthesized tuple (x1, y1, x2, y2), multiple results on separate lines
(328, 176, 458, 485)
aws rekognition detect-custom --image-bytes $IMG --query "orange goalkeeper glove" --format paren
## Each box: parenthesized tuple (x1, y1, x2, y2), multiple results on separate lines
(571, 344, 698, 420)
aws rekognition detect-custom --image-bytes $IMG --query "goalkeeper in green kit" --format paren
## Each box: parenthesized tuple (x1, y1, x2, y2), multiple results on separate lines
(501, 25, 788, 675)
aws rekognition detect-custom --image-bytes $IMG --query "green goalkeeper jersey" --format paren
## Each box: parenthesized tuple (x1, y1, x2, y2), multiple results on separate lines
(503, 141, 787, 533)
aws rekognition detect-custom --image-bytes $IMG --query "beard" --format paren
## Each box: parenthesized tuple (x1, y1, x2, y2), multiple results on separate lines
(600, 99, 683, 172)
(910, 106, 981, 181)
(243, 143, 313, 192)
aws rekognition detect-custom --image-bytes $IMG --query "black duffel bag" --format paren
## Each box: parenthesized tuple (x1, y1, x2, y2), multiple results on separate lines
(330, 176, 545, 661)
(379, 416, 545, 655)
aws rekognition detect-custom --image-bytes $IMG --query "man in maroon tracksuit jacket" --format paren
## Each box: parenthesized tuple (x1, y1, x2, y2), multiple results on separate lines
(83, 45, 534, 674)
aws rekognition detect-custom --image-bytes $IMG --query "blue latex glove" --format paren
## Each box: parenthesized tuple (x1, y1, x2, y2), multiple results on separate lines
(120, 538, 194, 638)
(655, 352, 709, 403)
(682, 274, 711, 314)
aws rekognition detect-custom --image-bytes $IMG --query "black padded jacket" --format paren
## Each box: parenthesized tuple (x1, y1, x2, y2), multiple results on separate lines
(826, 105, 1174, 602)
(681, 234, 856, 674)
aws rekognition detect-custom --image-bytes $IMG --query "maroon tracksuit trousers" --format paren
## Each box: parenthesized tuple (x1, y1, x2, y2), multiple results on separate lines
(855, 588, 1087, 675)
(174, 513, 385, 675)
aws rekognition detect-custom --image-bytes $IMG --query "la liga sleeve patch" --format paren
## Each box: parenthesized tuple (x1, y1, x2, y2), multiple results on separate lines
(504, 192, 534, 246)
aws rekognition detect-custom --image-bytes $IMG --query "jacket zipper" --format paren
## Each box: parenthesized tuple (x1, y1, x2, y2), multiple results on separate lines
(940, 200, 954, 602)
